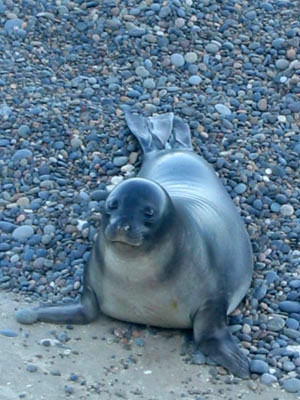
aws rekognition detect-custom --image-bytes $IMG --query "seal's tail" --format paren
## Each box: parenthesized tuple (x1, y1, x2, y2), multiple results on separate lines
(125, 112, 192, 154)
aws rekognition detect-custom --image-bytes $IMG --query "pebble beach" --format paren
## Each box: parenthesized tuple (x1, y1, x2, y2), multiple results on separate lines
(0, 0, 300, 396)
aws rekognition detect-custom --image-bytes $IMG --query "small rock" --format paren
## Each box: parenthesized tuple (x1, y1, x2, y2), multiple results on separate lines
(261, 373, 277, 386)
(12, 226, 34, 241)
(280, 204, 294, 217)
(250, 360, 269, 374)
(234, 183, 247, 194)
(279, 301, 300, 313)
(267, 317, 285, 332)
(26, 364, 38, 373)
(12, 149, 32, 162)
(185, 52, 198, 63)
(275, 59, 289, 70)
(257, 99, 267, 111)
(205, 43, 219, 54)
(282, 378, 300, 393)
(215, 104, 231, 116)
(0, 329, 18, 337)
(170, 53, 185, 67)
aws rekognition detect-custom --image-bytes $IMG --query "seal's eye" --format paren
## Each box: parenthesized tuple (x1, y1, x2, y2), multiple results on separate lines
(144, 206, 155, 218)
(107, 199, 118, 211)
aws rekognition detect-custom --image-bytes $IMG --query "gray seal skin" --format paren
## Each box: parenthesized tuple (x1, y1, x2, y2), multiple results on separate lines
(16, 112, 253, 379)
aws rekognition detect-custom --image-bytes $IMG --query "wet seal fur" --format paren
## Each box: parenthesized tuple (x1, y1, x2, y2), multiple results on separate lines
(16, 112, 253, 378)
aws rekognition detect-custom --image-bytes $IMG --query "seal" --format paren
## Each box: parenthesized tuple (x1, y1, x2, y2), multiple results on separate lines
(16, 112, 253, 378)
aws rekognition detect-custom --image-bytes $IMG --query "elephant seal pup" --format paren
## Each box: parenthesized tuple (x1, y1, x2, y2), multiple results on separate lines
(16, 112, 253, 378)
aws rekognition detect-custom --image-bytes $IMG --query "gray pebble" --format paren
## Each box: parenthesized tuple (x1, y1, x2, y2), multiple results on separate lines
(205, 43, 219, 54)
(159, 6, 171, 19)
(188, 76, 202, 86)
(113, 156, 128, 167)
(279, 301, 300, 313)
(18, 125, 30, 137)
(50, 368, 61, 376)
(280, 204, 294, 217)
(250, 359, 269, 374)
(267, 317, 285, 332)
(215, 104, 231, 116)
(136, 66, 149, 78)
(283, 361, 295, 372)
(234, 183, 247, 194)
(282, 378, 300, 393)
(276, 59, 289, 70)
(185, 52, 198, 64)
(26, 364, 38, 373)
(12, 149, 33, 162)
(0, 329, 18, 337)
(143, 78, 156, 89)
(261, 373, 278, 386)
(170, 53, 185, 67)
(12, 226, 34, 241)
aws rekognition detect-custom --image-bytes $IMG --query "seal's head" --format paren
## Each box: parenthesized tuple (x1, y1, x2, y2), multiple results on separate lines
(103, 178, 173, 249)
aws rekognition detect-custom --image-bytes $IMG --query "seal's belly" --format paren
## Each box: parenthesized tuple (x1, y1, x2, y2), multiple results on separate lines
(100, 279, 192, 329)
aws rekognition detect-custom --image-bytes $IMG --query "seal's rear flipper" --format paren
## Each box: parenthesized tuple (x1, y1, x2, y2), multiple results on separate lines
(125, 112, 192, 153)
(193, 310, 250, 378)
(171, 116, 192, 149)
(198, 328, 249, 378)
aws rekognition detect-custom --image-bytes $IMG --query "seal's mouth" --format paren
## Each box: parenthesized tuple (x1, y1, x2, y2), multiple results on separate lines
(111, 239, 142, 248)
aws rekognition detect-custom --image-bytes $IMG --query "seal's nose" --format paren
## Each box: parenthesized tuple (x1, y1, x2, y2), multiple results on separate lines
(123, 224, 131, 232)
(117, 221, 131, 233)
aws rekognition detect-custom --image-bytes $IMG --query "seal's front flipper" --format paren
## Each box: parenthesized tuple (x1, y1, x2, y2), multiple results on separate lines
(16, 303, 98, 325)
(193, 310, 249, 378)
(16, 290, 100, 325)
(125, 112, 174, 153)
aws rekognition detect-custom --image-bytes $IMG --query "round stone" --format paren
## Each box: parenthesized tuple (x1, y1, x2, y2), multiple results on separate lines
(261, 373, 277, 386)
(143, 78, 156, 89)
(12, 149, 33, 162)
(279, 301, 300, 313)
(283, 361, 296, 372)
(282, 378, 300, 393)
(250, 360, 269, 374)
(257, 99, 267, 111)
(113, 156, 128, 167)
(276, 59, 289, 70)
(175, 18, 185, 28)
(188, 75, 202, 85)
(272, 38, 285, 49)
(185, 52, 198, 63)
(286, 318, 299, 329)
(234, 183, 247, 194)
(159, 6, 171, 18)
(215, 104, 231, 116)
(26, 364, 38, 373)
(267, 316, 285, 332)
(280, 204, 294, 217)
(12, 226, 34, 241)
(4, 18, 23, 33)
(136, 66, 150, 78)
(0, 329, 18, 337)
(170, 53, 185, 67)
(205, 43, 219, 54)
(18, 125, 30, 137)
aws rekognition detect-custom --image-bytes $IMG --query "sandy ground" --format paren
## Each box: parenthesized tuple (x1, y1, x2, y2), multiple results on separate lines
(0, 291, 297, 400)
